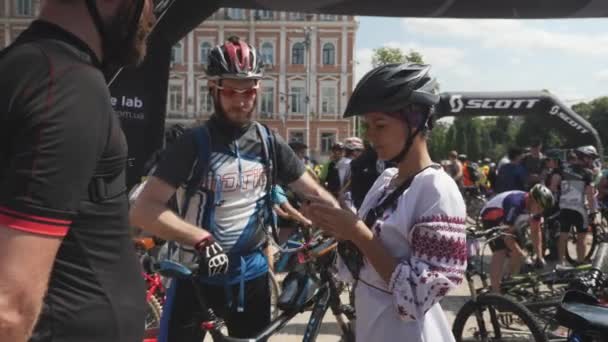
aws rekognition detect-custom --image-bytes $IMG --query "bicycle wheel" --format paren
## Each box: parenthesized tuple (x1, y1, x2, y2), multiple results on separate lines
(268, 269, 282, 320)
(452, 293, 548, 342)
(566, 223, 597, 266)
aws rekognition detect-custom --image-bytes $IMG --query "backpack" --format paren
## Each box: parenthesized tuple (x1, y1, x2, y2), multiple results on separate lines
(165, 121, 278, 264)
(467, 162, 482, 183)
(325, 161, 341, 195)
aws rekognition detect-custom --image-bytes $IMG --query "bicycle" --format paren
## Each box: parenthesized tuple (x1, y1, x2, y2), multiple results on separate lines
(156, 231, 355, 342)
(554, 242, 608, 341)
(452, 226, 548, 341)
(134, 237, 167, 336)
(463, 186, 487, 227)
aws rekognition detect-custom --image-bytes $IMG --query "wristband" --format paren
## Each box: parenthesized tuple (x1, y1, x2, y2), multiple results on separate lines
(195, 235, 214, 251)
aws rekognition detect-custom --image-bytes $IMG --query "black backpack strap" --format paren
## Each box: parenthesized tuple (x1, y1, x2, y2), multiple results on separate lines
(254, 121, 279, 243)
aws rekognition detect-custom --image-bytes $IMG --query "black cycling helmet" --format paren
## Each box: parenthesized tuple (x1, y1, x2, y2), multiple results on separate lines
(343, 63, 439, 163)
(206, 36, 264, 80)
(529, 184, 554, 210)
(84, 0, 146, 68)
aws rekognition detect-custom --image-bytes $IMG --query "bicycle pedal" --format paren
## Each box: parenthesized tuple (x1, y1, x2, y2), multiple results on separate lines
(339, 305, 356, 316)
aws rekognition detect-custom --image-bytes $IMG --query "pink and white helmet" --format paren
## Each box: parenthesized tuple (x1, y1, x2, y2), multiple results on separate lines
(343, 137, 364, 151)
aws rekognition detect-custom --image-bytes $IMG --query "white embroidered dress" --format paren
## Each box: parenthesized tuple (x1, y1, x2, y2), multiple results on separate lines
(339, 166, 467, 342)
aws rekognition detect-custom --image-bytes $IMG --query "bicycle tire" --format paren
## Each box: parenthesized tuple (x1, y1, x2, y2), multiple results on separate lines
(452, 293, 548, 342)
(566, 223, 597, 266)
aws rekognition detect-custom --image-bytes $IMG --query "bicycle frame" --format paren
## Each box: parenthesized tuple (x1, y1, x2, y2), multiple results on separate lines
(165, 239, 352, 342)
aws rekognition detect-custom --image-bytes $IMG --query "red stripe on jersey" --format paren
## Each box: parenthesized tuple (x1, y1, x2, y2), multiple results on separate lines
(0, 212, 69, 237)
(0, 205, 71, 224)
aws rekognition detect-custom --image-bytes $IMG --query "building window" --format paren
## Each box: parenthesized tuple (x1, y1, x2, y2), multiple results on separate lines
(255, 10, 272, 20)
(292, 42, 305, 65)
(261, 42, 274, 65)
(319, 14, 338, 21)
(226, 8, 245, 19)
(200, 42, 212, 65)
(289, 131, 305, 144)
(289, 87, 305, 113)
(260, 86, 274, 117)
(289, 12, 304, 20)
(320, 132, 337, 153)
(321, 86, 337, 114)
(199, 85, 213, 113)
(168, 84, 184, 112)
(171, 42, 183, 64)
(322, 43, 335, 65)
(15, 0, 32, 16)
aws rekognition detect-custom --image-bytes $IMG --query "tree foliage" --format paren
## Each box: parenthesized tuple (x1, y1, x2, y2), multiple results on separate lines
(371, 47, 425, 67)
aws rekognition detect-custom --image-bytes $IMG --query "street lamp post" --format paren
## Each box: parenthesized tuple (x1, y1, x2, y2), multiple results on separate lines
(304, 14, 314, 157)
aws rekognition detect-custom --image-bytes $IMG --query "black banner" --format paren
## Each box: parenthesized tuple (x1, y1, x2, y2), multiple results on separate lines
(109, 37, 172, 190)
(435, 91, 603, 157)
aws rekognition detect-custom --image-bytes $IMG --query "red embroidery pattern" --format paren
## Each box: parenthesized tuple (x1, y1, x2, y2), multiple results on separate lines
(415, 222, 466, 234)
(415, 214, 466, 225)
(428, 265, 466, 275)
(411, 229, 467, 265)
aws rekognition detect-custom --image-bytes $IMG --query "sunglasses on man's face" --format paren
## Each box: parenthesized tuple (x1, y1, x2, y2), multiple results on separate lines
(215, 83, 260, 97)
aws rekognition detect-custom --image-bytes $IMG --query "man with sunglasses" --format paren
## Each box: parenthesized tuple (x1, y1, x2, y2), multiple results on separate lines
(130, 36, 337, 341)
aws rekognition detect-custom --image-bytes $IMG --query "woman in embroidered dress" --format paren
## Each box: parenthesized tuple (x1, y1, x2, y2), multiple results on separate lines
(304, 63, 467, 341)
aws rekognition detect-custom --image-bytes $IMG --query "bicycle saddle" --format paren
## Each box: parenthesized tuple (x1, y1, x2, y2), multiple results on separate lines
(556, 290, 608, 334)
(158, 260, 197, 280)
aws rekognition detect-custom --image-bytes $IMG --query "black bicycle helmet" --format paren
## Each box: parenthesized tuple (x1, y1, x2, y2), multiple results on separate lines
(206, 36, 264, 80)
(343, 63, 439, 163)
(84, 0, 146, 68)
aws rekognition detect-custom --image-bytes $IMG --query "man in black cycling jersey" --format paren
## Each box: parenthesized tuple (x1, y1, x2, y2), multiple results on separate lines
(0, 1, 155, 341)
(551, 145, 599, 266)
(130, 36, 337, 341)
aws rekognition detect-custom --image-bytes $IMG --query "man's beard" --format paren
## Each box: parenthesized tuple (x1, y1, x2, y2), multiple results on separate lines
(104, 1, 155, 67)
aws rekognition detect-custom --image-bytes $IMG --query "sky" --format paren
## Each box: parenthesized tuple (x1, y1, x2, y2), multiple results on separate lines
(355, 16, 608, 104)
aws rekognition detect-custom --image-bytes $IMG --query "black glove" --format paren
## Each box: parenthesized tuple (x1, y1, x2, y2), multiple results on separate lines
(196, 237, 229, 277)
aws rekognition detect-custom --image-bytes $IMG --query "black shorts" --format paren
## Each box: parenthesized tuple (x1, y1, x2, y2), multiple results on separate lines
(159, 273, 271, 341)
(559, 209, 587, 234)
(481, 218, 507, 252)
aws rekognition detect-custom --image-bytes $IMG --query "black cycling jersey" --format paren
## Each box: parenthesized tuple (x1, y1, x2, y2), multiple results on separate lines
(0, 20, 145, 342)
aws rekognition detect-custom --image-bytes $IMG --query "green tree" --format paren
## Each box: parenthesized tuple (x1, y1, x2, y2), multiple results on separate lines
(405, 50, 424, 64)
(428, 121, 449, 160)
(587, 97, 608, 152)
(371, 47, 425, 67)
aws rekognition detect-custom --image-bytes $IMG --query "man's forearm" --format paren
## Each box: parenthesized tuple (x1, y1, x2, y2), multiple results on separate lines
(290, 172, 339, 208)
(0, 294, 40, 342)
(130, 202, 209, 246)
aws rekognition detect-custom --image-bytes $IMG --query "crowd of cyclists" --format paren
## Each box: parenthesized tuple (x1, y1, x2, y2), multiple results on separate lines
(1, 1, 607, 340)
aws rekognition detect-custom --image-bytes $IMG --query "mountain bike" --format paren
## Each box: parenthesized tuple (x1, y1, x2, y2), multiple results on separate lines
(156, 231, 355, 342)
(565, 210, 607, 266)
(452, 226, 548, 341)
(134, 237, 167, 337)
(555, 242, 608, 341)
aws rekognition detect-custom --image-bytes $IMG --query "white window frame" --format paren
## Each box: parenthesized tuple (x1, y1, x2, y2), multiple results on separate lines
(167, 80, 185, 112)
(197, 82, 213, 114)
(171, 41, 184, 64)
(319, 38, 338, 66)
(291, 40, 306, 65)
(226, 8, 245, 19)
(260, 41, 275, 66)
(319, 14, 338, 21)
(289, 12, 304, 20)
(259, 80, 275, 118)
(15, 0, 32, 16)
(255, 9, 273, 20)
(321, 42, 336, 65)
(317, 80, 340, 116)
(318, 129, 339, 154)
(288, 79, 306, 116)
(287, 129, 306, 144)
(198, 40, 214, 65)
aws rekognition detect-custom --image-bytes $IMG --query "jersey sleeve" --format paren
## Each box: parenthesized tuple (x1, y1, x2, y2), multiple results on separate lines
(153, 130, 198, 188)
(273, 133, 306, 185)
(0, 45, 111, 237)
(388, 172, 467, 321)
(503, 193, 524, 225)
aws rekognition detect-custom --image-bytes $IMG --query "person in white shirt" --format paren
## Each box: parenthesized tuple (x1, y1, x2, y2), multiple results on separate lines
(304, 63, 467, 342)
